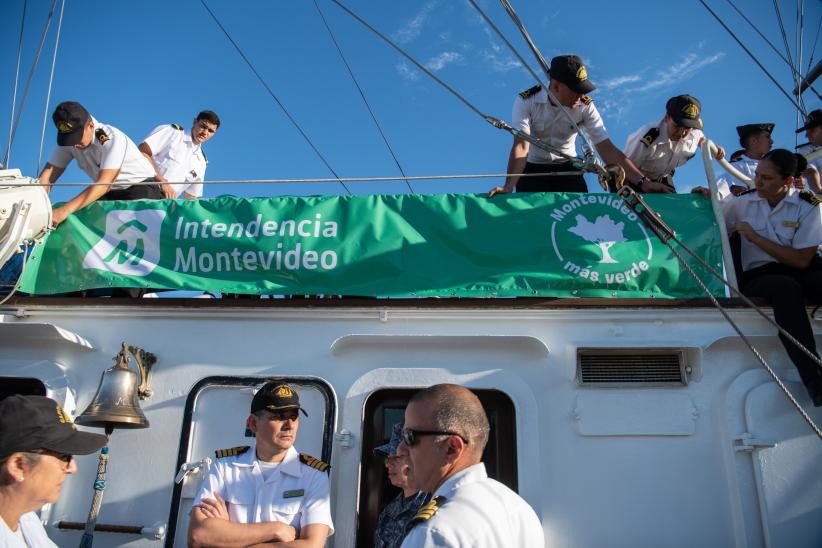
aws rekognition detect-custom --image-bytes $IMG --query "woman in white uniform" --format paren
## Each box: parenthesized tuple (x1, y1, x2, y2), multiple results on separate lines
(723, 148, 822, 406)
(0, 395, 107, 547)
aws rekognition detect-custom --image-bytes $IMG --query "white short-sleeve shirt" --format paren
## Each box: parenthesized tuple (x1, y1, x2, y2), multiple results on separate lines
(400, 463, 544, 548)
(716, 155, 759, 200)
(0, 511, 59, 547)
(797, 142, 822, 174)
(46, 117, 155, 189)
(722, 187, 822, 271)
(512, 86, 609, 164)
(624, 119, 702, 182)
(193, 444, 334, 535)
(142, 124, 207, 197)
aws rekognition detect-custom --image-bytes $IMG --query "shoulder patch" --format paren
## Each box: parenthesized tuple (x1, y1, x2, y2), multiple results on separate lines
(799, 190, 821, 206)
(299, 453, 330, 473)
(581, 95, 593, 105)
(214, 445, 250, 459)
(405, 496, 446, 532)
(518, 85, 541, 99)
(95, 128, 110, 145)
(739, 187, 757, 196)
(640, 127, 660, 147)
(171, 123, 184, 131)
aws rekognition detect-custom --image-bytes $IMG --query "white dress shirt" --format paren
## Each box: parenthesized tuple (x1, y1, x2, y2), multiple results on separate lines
(142, 124, 207, 197)
(0, 512, 58, 548)
(624, 119, 702, 182)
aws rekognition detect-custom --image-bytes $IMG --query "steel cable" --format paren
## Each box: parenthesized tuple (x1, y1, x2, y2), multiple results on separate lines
(4, 0, 27, 169)
(198, 0, 351, 195)
(312, 0, 413, 193)
(36, 0, 65, 175)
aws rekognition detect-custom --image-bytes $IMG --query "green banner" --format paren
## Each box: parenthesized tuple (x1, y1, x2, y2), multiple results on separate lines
(18, 192, 724, 298)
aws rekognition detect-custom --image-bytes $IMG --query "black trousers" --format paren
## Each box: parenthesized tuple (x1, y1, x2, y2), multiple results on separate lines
(99, 179, 163, 297)
(516, 162, 587, 193)
(741, 258, 822, 391)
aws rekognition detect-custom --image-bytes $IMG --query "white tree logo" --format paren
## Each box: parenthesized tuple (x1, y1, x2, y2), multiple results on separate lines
(568, 214, 626, 264)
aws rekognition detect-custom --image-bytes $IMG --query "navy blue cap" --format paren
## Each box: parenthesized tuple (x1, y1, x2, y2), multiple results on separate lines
(374, 422, 403, 457)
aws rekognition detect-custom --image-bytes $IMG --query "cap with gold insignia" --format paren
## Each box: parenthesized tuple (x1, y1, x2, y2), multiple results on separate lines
(665, 95, 703, 129)
(549, 55, 595, 94)
(736, 123, 774, 147)
(52, 101, 90, 147)
(0, 395, 107, 458)
(796, 109, 822, 133)
(251, 382, 307, 416)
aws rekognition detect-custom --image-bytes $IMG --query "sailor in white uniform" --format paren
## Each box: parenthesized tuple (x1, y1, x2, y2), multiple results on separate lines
(487, 54, 646, 195)
(398, 384, 543, 548)
(796, 109, 822, 192)
(624, 95, 722, 193)
(139, 110, 219, 199)
(189, 383, 333, 547)
(39, 101, 160, 226)
(715, 123, 774, 199)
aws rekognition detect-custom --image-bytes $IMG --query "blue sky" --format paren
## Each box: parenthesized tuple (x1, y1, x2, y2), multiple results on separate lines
(2, 0, 820, 203)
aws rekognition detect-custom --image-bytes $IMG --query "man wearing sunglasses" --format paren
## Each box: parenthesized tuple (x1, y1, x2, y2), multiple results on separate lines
(397, 384, 543, 548)
(623, 95, 722, 193)
(188, 383, 333, 548)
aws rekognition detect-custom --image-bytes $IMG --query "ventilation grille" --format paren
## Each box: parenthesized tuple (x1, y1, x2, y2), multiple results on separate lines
(578, 351, 685, 386)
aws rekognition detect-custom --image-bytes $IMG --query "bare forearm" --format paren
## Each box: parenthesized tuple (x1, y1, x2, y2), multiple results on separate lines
(504, 141, 529, 190)
(597, 140, 645, 182)
(749, 234, 816, 269)
(188, 519, 280, 548)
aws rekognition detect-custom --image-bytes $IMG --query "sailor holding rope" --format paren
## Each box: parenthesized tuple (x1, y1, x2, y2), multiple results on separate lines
(488, 55, 646, 196)
(624, 95, 724, 193)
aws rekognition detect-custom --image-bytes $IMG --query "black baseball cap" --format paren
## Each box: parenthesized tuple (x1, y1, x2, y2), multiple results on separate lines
(736, 123, 774, 147)
(251, 383, 307, 416)
(52, 101, 90, 146)
(549, 55, 596, 94)
(666, 95, 703, 129)
(796, 109, 822, 133)
(0, 395, 107, 458)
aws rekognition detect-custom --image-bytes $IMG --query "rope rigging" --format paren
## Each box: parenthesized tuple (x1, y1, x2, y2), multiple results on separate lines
(3, 0, 58, 169)
(721, 0, 821, 101)
(772, 0, 802, 109)
(312, 0, 413, 193)
(4, 0, 27, 169)
(36, 0, 65, 175)
(697, 0, 806, 111)
(198, 0, 351, 195)
(329, 0, 592, 171)
(619, 187, 822, 439)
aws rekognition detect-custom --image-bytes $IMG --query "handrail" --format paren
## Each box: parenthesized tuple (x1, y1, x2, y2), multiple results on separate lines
(700, 139, 738, 293)
(706, 139, 753, 187)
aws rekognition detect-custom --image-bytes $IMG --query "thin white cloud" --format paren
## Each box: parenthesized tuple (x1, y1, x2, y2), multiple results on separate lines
(482, 50, 522, 73)
(393, 1, 437, 44)
(396, 61, 421, 81)
(632, 52, 725, 92)
(600, 74, 642, 90)
(425, 51, 464, 71)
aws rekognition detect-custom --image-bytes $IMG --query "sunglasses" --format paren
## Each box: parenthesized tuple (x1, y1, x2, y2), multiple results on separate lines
(401, 428, 468, 447)
(30, 449, 73, 467)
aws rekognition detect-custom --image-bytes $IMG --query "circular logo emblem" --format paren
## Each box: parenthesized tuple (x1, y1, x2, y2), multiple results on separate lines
(549, 195, 653, 285)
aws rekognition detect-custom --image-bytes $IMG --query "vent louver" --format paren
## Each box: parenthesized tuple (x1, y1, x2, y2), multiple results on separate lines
(578, 350, 686, 386)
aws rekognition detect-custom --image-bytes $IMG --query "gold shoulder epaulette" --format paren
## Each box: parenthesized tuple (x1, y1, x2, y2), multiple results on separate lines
(95, 128, 110, 145)
(299, 453, 330, 473)
(640, 127, 660, 147)
(739, 187, 757, 195)
(405, 496, 446, 532)
(171, 123, 184, 130)
(518, 85, 541, 99)
(798, 190, 821, 206)
(214, 445, 250, 459)
(581, 95, 593, 105)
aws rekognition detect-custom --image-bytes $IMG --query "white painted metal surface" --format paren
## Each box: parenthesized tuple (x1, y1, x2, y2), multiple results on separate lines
(0, 302, 819, 547)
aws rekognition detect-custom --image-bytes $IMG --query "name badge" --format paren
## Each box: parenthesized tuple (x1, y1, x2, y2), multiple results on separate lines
(782, 221, 800, 228)
(283, 489, 304, 499)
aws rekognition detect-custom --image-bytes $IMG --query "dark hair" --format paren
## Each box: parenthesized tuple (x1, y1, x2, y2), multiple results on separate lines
(763, 148, 802, 179)
(729, 149, 746, 162)
(196, 110, 220, 128)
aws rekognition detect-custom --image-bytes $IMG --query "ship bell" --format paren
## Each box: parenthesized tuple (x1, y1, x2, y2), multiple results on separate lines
(76, 343, 150, 429)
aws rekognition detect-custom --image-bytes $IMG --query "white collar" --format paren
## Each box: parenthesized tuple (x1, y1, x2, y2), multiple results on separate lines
(234, 444, 302, 478)
(433, 462, 487, 499)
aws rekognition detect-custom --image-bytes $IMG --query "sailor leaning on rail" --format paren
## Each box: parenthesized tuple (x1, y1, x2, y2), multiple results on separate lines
(38, 101, 162, 227)
(623, 95, 725, 193)
(487, 55, 646, 196)
(712, 123, 775, 199)
(721, 149, 822, 407)
(796, 109, 822, 193)
(138, 111, 220, 200)
(188, 382, 333, 548)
